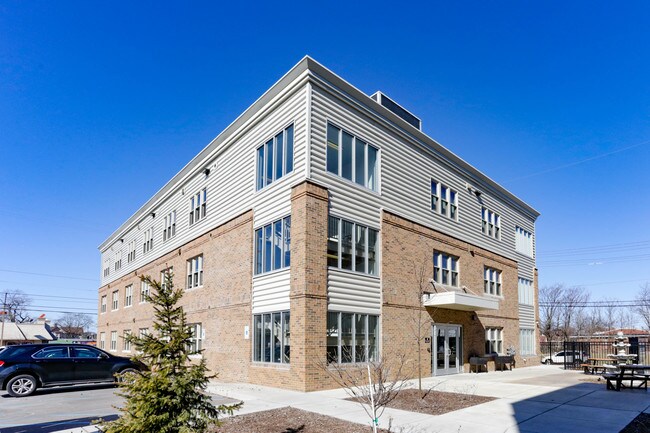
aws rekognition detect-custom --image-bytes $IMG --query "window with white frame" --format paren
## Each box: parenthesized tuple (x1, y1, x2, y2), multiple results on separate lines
(518, 277, 534, 305)
(327, 216, 379, 275)
(326, 312, 379, 363)
(139, 328, 149, 338)
(515, 226, 533, 257)
(111, 290, 119, 311)
(482, 207, 500, 239)
(520, 328, 535, 355)
(110, 331, 117, 351)
(254, 217, 291, 275)
(253, 311, 290, 363)
(189, 188, 207, 226)
(143, 227, 154, 254)
(103, 259, 110, 278)
(160, 267, 173, 290)
(484, 267, 502, 296)
(127, 240, 136, 263)
(140, 280, 150, 303)
(124, 285, 133, 307)
(187, 323, 203, 354)
(256, 124, 294, 190)
(114, 251, 122, 271)
(187, 255, 203, 289)
(433, 252, 459, 287)
(123, 330, 132, 352)
(431, 180, 458, 220)
(100, 295, 107, 313)
(485, 328, 503, 354)
(326, 123, 379, 191)
(99, 332, 106, 349)
(163, 211, 176, 241)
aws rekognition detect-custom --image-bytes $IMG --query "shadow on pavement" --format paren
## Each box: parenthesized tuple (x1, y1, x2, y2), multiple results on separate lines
(0, 415, 117, 433)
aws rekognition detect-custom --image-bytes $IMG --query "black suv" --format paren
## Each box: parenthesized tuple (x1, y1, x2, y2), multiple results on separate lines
(0, 344, 142, 397)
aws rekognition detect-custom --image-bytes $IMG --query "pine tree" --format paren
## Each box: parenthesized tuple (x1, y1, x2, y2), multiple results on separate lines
(103, 274, 241, 433)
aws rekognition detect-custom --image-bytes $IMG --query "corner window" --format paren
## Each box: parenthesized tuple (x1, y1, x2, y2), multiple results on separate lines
(187, 255, 203, 289)
(327, 216, 378, 275)
(164, 211, 176, 242)
(253, 311, 290, 364)
(433, 252, 459, 287)
(254, 216, 291, 275)
(326, 123, 378, 191)
(326, 312, 378, 363)
(256, 124, 294, 190)
(189, 188, 207, 226)
(484, 267, 502, 296)
(431, 180, 458, 220)
(482, 208, 500, 239)
(486, 328, 503, 354)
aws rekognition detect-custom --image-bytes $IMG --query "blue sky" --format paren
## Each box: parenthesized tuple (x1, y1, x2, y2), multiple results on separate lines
(1, 2, 648, 325)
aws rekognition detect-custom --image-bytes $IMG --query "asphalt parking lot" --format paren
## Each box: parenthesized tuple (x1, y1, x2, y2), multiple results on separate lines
(0, 384, 122, 433)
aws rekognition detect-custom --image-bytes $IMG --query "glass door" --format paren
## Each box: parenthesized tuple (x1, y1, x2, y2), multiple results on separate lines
(432, 324, 462, 376)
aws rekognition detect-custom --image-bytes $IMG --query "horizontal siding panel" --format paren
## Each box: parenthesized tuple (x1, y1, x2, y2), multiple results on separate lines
(252, 269, 290, 313)
(518, 304, 535, 328)
(328, 269, 381, 314)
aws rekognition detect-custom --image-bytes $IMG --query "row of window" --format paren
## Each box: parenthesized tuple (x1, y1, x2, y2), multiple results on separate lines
(327, 216, 379, 275)
(252, 311, 290, 364)
(98, 324, 203, 353)
(326, 123, 379, 192)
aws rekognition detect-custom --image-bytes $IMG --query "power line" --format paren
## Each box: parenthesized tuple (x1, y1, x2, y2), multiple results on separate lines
(0, 279, 98, 292)
(563, 278, 650, 287)
(27, 305, 96, 312)
(20, 308, 96, 316)
(0, 291, 96, 302)
(0, 269, 97, 282)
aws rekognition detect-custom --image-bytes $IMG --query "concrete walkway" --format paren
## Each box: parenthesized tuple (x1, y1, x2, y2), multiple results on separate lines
(50, 365, 650, 432)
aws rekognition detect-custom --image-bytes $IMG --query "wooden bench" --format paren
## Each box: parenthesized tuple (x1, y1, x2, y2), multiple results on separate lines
(604, 371, 648, 391)
(469, 357, 488, 373)
(495, 355, 515, 371)
(581, 363, 607, 375)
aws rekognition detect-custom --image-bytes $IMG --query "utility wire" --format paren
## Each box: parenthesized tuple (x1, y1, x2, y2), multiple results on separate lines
(0, 291, 96, 302)
(0, 280, 97, 292)
(0, 269, 97, 282)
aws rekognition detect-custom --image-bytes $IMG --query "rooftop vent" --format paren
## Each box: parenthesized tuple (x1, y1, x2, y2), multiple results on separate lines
(370, 91, 421, 130)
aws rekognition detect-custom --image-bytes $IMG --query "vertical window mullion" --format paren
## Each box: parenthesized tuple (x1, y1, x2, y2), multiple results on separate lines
(338, 218, 342, 269)
(338, 129, 342, 177)
(338, 312, 342, 364)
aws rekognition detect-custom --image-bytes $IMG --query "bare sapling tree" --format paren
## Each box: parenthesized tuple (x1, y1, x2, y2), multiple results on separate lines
(539, 284, 563, 342)
(1, 289, 33, 322)
(55, 312, 94, 337)
(635, 283, 650, 331)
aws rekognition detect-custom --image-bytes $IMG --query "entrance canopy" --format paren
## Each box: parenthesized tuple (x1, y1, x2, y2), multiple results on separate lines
(422, 291, 499, 311)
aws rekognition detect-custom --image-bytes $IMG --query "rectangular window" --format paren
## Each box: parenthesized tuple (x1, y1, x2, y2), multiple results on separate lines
(139, 328, 149, 338)
(252, 311, 290, 364)
(128, 240, 136, 263)
(100, 295, 107, 313)
(189, 188, 207, 225)
(143, 227, 154, 254)
(140, 280, 150, 303)
(431, 180, 458, 220)
(327, 216, 379, 275)
(482, 208, 501, 239)
(256, 124, 294, 190)
(123, 330, 132, 352)
(103, 259, 110, 278)
(518, 277, 534, 305)
(124, 285, 133, 307)
(163, 211, 176, 242)
(112, 290, 119, 311)
(326, 123, 379, 192)
(433, 252, 459, 287)
(254, 216, 291, 275)
(110, 331, 117, 351)
(484, 267, 502, 296)
(515, 226, 534, 257)
(520, 328, 535, 355)
(485, 328, 503, 354)
(187, 323, 203, 354)
(187, 255, 203, 289)
(161, 267, 173, 290)
(99, 332, 105, 350)
(327, 312, 379, 364)
(114, 251, 122, 271)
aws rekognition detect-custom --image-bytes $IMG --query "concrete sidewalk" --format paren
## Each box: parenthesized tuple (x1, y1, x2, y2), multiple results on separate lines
(50, 365, 650, 432)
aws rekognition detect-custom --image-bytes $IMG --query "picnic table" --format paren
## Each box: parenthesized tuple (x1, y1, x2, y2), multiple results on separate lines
(603, 364, 650, 391)
(580, 357, 610, 375)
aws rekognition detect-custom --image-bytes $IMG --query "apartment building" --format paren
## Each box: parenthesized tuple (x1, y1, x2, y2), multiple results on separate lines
(98, 57, 540, 391)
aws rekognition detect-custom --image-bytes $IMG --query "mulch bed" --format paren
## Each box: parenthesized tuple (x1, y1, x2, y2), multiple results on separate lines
(621, 413, 650, 433)
(212, 407, 389, 433)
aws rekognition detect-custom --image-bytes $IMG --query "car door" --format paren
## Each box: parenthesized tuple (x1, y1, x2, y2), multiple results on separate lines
(70, 346, 114, 382)
(552, 352, 564, 363)
(31, 346, 74, 384)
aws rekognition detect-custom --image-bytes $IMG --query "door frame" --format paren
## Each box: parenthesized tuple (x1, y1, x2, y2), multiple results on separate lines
(432, 324, 463, 376)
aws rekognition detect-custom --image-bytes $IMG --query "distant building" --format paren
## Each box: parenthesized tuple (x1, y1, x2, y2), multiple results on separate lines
(0, 316, 55, 345)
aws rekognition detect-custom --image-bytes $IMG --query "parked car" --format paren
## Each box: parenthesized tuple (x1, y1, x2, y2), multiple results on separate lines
(541, 351, 589, 365)
(0, 344, 142, 397)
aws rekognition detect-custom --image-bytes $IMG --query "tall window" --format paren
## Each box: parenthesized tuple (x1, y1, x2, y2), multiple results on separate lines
(187, 255, 203, 289)
(431, 180, 458, 220)
(518, 277, 534, 305)
(326, 312, 379, 364)
(485, 328, 503, 354)
(433, 252, 459, 287)
(515, 226, 533, 257)
(520, 329, 535, 355)
(187, 323, 203, 354)
(100, 295, 107, 313)
(103, 259, 110, 278)
(253, 311, 290, 364)
(484, 267, 502, 296)
(327, 216, 378, 275)
(482, 208, 500, 239)
(256, 124, 294, 190)
(160, 267, 173, 290)
(110, 331, 117, 351)
(254, 216, 291, 275)
(140, 280, 150, 303)
(99, 332, 106, 349)
(123, 330, 132, 352)
(189, 188, 207, 225)
(112, 290, 119, 311)
(124, 285, 133, 307)
(326, 123, 378, 191)
(143, 227, 154, 254)
(127, 240, 136, 263)
(114, 251, 122, 271)
(164, 211, 176, 241)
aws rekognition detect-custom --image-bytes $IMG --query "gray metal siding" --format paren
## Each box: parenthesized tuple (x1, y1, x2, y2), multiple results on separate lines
(519, 304, 536, 328)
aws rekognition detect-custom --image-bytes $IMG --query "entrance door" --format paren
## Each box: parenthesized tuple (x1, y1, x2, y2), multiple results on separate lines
(432, 324, 462, 376)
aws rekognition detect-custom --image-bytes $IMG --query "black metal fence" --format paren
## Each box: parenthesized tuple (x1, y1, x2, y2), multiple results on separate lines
(540, 340, 650, 369)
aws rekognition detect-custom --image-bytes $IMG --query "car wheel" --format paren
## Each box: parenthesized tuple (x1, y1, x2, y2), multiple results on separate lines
(115, 368, 138, 384)
(6, 374, 38, 397)
(544, 359, 552, 365)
